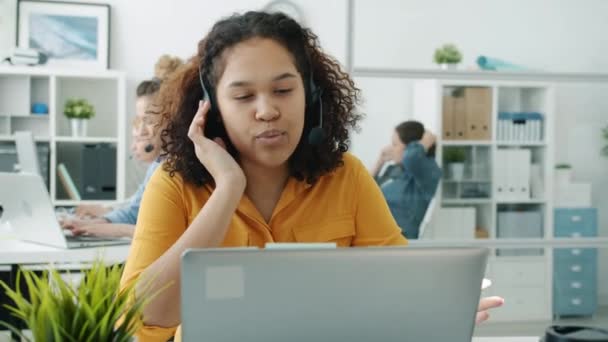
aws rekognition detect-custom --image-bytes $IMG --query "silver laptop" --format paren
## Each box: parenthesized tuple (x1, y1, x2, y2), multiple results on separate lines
(15, 131, 41, 175)
(181, 247, 488, 342)
(0, 172, 130, 248)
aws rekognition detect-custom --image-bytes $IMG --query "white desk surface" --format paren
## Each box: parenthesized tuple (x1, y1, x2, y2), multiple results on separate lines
(473, 337, 538, 342)
(0, 236, 131, 265)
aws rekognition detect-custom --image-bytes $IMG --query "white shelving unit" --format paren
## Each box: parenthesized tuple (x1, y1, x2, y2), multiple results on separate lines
(413, 79, 555, 321)
(0, 66, 126, 206)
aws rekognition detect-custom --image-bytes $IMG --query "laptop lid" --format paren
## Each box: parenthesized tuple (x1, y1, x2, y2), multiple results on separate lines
(181, 247, 488, 342)
(0, 172, 128, 249)
(15, 131, 41, 176)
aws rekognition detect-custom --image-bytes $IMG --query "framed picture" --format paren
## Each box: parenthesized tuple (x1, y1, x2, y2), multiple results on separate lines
(16, 0, 110, 70)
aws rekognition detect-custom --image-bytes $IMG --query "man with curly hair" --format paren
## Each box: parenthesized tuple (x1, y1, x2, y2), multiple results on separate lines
(120, 11, 503, 341)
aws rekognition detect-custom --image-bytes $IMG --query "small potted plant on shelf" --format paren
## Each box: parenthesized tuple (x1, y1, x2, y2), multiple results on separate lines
(433, 43, 462, 70)
(64, 98, 95, 137)
(0, 260, 153, 341)
(554, 163, 572, 186)
(444, 147, 466, 181)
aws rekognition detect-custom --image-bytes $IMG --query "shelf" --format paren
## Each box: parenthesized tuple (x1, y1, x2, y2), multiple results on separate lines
(0, 65, 126, 79)
(411, 237, 608, 248)
(497, 141, 546, 147)
(442, 140, 492, 146)
(351, 67, 608, 83)
(0, 114, 50, 118)
(442, 198, 492, 205)
(0, 135, 50, 142)
(54, 136, 118, 143)
(496, 198, 547, 204)
(443, 179, 491, 183)
(491, 254, 547, 262)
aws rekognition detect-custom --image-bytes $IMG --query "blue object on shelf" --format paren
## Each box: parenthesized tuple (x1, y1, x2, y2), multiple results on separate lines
(477, 55, 529, 71)
(31, 102, 48, 115)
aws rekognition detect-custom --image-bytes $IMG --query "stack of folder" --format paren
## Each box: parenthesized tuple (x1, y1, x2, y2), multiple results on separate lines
(497, 112, 544, 142)
(442, 87, 492, 140)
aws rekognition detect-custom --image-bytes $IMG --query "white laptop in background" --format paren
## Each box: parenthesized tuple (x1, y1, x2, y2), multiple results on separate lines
(0, 172, 130, 248)
(14, 131, 41, 175)
(181, 247, 488, 342)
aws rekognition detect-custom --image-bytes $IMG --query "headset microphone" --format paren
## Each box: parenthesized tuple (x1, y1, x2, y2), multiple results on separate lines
(307, 88, 324, 145)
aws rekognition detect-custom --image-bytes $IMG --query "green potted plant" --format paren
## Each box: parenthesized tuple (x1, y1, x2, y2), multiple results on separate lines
(444, 147, 467, 181)
(434, 43, 463, 70)
(555, 163, 572, 186)
(64, 98, 95, 137)
(0, 260, 154, 341)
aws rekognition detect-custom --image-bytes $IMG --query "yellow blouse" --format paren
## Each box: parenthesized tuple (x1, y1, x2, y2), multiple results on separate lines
(120, 152, 408, 341)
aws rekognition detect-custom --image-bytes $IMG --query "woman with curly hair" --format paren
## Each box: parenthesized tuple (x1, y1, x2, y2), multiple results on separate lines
(120, 11, 502, 341)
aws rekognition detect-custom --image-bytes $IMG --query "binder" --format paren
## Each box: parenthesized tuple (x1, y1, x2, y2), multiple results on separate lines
(452, 96, 467, 140)
(495, 149, 508, 199)
(504, 149, 531, 200)
(57, 163, 81, 200)
(441, 96, 455, 140)
(464, 88, 492, 140)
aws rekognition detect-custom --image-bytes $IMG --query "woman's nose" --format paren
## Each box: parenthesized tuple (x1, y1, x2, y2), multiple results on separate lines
(255, 97, 280, 122)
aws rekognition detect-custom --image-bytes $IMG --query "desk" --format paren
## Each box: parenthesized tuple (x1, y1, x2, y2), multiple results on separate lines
(0, 239, 130, 265)
(0, 236, 131, 341)
(473, 338, 538, 342)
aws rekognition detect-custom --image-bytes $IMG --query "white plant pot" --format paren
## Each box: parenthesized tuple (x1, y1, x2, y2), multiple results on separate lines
(439, 63, 459, 70)
(449, 163, 465, 181)
(554, 168, 572, 187)
(70, 119, 88, 137)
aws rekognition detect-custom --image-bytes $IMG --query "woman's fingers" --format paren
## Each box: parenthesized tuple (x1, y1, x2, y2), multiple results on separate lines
(188, 100, 210, 143)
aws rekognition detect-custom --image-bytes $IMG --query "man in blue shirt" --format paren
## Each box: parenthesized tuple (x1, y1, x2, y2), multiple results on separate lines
(371, 121, 442, 239)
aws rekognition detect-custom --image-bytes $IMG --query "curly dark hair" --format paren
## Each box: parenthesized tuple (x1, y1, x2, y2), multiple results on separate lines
(158, 11, 362, 186)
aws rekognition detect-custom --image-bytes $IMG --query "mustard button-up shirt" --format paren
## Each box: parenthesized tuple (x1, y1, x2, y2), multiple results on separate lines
(120, 153, 408, 341)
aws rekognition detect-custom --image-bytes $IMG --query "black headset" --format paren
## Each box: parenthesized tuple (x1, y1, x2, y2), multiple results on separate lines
(198, 58, 324, 145)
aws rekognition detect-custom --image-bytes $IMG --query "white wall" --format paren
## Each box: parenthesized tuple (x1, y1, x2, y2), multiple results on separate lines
(352, 0, 608, 72)
(0, 0, 17, 58)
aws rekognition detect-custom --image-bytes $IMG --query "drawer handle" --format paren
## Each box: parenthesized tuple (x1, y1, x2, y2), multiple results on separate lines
(570, 265, 582, 272)
(571, 215, 582, 222)
(571, 249, 581, 256)
(570, 282, 582, 289)
(571, 298, 582, 306)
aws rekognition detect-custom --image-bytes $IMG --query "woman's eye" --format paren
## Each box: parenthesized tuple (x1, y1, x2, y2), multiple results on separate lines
(275, 88, 293, 94)
(234, 94, 253, 100)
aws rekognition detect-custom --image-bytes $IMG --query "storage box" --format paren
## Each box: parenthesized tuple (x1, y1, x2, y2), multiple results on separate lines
(429, 207, 476, 239)
(554, 183, 592, 207)
(497, 211, 543, 256)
